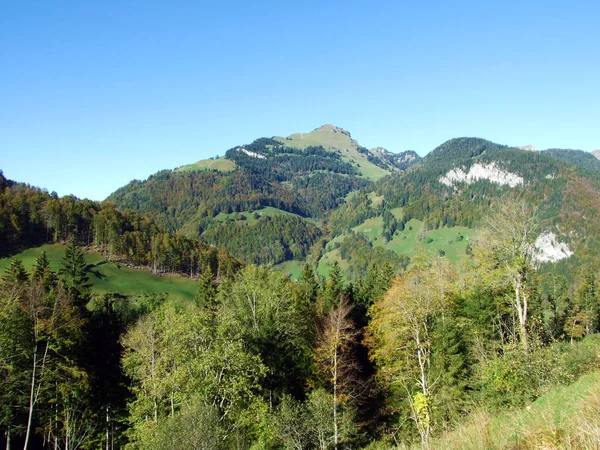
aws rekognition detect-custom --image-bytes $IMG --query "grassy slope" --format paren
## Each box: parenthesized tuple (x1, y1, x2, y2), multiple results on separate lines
(175, 157, 236, 173)
(433, 371, 600, 450)
(213, 206, 314, 225)
(272, 260, 305, 281)
(0, 244, 197, 300)
(316, 218, 474, 276)
(274, 128, 390, 181)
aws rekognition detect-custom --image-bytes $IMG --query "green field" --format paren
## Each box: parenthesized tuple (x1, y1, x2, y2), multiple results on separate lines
(368, 192, 384, 208)
(214, 206, 315, 225)
(176, 157, 236, 173)
(272, 260, 305, 281)
(352, 216, 384, 240)
(381, 219, 474, 264)
(349, 217, 474, 264)
(315, 218, 475, 277)
(0, 244, 198, 300)
(317, 248, 349, 279)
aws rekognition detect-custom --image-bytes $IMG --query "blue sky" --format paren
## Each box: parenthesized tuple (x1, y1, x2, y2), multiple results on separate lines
(1, 0, 599, 200)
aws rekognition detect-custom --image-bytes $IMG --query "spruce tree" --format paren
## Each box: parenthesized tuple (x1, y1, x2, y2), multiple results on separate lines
(59, 239, 91, 305)
(196, 265, 217, 310)
(1, 259, 29, 287)
(32, 250, 57, 291)
(300, 262, 319, 304)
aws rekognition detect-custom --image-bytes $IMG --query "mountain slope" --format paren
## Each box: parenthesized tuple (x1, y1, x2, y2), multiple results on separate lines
(105, 130, 600, 281)
(324, 137, 600, 279)
(106, 125, 421, 268)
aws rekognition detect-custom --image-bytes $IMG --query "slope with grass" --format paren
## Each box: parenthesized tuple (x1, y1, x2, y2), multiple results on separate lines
(0, 244, 198, 301)
(433, 371, 600, 450)
(175, 157, 236, 173)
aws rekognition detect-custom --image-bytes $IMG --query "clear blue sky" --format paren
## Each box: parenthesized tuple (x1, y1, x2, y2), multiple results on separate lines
(1, 0, 599, 200)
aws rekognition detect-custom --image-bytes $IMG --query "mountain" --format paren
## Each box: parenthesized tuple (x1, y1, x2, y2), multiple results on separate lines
(106, 129, 600, 281)
(106, 125, 420, 268)
(592, 149, 600, 159)
(543, 148, 600, 173)
(324, 136, 600, 279)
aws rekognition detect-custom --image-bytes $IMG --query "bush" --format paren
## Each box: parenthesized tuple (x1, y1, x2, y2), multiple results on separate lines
(475, 336, 600, 408)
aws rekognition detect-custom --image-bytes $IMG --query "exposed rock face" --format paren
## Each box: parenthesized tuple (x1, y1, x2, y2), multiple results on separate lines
(237, 148, 266, 159)
(516, 145, 538, 152)
(439, 162, 523, 188)
(370, 147, 388, 155)
(592, 149, 600, 160)
(533, 231, 573, 264)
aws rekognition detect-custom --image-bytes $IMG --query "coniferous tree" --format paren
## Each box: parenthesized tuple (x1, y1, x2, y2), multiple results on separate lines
(300, 262, 320, 305)
(59, 239, 92, 306)
(1, 259, 29, 287)
(196, 265, 217, 310)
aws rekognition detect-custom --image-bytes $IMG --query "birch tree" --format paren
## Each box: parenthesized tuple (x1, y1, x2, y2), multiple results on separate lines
(367, 258, 454, 450)
(475, 198, 540, 350)
(313, 298, 358, 449)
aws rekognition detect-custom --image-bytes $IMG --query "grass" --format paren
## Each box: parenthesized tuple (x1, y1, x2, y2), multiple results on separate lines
(0, 244, 198, 301)
(368, 192, 384, 208)
(272, 260, 305, 281)
(213, 206, 315, 225)
(317, 249, 349, 279)
(352, 216, 384, 241)
(349, 217, 474, 264)
(175, 157, 236, 173)
(433, 371, 600, 450)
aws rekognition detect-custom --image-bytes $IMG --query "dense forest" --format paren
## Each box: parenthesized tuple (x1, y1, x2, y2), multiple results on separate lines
(0, 172, 240, 279)
(3, 165, 600, 448)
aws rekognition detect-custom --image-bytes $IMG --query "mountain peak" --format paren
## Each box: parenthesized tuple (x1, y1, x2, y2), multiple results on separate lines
(313, 124, 352, 137)
(593, 150, 600, 160)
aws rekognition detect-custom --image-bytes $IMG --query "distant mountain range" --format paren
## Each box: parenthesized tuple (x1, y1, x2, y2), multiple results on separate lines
(104, 125, 600, 278)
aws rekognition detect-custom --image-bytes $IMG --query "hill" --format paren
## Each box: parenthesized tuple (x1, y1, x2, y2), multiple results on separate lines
(106, 125, 421, 271)
(323, 136, 600, 280)
(0, 171, 241, 283)
(104, 131, 600, 281)
(0, 243, 199, 300)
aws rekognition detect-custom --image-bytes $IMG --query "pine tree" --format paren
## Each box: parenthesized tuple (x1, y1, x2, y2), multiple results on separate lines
(322, 261, 344, 312)
(196, 265, 217, 310)
(59, 239, 91, 305)
(300, 262, 320, 304)
(577, 268, 599, 334)
(1, 259, 29, 287)
(32, 250, 57, 291)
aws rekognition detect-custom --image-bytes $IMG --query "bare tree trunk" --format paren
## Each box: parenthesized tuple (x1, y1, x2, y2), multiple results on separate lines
(106, 406, 109, 450)
(23, 345, 38, 450)
(514, 278, 528, 350)
(333, 344, 338, 450)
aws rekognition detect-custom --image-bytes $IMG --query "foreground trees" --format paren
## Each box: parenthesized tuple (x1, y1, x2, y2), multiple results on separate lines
(475, 199, 540, 350)
(0, 253, 91, 450)
(3, 191, 600, 449)
(367, 258, 455, 450)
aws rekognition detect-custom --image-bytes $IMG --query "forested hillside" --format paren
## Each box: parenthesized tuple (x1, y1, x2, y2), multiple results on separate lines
(3, 185, 600, 448)
(106, 128, 600, 282)
(106, 125, 420, 272)
(0, 171, 240, 280)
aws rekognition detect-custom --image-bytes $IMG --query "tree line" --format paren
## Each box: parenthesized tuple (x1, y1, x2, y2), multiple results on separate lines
(0, 171, 241, 280)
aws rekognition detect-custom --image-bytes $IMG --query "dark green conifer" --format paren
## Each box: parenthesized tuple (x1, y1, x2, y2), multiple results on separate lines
(59, 239, 91, 305)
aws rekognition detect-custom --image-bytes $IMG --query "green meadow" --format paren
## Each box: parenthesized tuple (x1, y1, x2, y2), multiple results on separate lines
(0, 244, 198, 301)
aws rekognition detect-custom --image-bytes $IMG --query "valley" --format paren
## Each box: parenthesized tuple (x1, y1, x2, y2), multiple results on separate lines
(2, 126, 600, 449)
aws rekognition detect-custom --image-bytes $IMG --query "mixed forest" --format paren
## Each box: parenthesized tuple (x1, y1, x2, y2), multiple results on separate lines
(3, 127, 600, 449)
